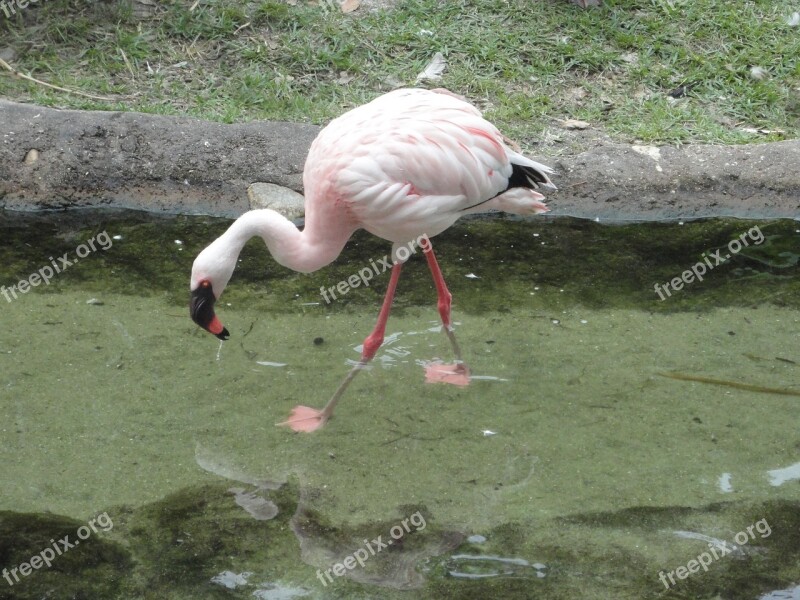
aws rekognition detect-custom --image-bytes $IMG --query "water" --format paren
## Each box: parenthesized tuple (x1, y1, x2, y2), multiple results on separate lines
(0, 210, 798, 599)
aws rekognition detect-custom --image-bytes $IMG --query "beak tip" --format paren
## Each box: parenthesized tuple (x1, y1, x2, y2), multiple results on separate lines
(216, 328, 230, 341)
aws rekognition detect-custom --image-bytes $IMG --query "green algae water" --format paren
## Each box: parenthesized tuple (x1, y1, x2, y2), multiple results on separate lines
(0, 210, 799, 599)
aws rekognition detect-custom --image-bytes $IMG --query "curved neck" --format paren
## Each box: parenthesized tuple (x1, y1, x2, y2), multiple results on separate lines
(222, 209, 353, 274)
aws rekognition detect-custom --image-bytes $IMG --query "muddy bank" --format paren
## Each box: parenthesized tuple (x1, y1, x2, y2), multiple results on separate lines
(0, 100, 317, 217)
(1, 99, 798, 220)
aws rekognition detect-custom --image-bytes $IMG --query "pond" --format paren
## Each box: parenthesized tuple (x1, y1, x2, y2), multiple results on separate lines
(0, 210, 798, 599)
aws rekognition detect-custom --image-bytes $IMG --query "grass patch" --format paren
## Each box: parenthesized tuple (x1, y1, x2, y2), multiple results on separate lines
(1, 0, 798, 146)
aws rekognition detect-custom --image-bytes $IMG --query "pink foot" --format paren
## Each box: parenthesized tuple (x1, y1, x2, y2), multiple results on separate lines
(424, 362, 471, 387)
(277, 405, 328, 433)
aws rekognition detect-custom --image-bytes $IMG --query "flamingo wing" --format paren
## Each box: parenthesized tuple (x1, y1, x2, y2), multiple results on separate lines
(304, 89, 554, 242)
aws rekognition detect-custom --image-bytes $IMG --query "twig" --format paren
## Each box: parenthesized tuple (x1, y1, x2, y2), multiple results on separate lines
(658, 371, 800, 397)
(0, 57, 116, 101)
(564, 180, 588, 189)
(233, 21, 250, 35)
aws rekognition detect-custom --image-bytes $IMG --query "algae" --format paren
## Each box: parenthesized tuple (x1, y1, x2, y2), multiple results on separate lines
(0, 211, 798, 599)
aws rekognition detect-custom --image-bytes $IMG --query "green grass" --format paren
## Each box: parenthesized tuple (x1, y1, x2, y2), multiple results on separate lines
(1, 0, 798, 146)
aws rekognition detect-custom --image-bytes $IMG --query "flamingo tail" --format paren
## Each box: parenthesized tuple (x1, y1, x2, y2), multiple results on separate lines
(507, 158, 558, 192)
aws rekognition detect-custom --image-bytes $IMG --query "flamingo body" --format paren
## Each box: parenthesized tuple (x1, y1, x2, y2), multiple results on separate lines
(303, 88, 554, 246)
(190, 88, 555, 431)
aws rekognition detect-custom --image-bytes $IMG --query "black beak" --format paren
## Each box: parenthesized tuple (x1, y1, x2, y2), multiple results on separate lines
(190, 284, 230, 340)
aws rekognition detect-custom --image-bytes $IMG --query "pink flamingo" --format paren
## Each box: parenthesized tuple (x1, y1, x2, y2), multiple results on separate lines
(190, 88, 555, 432)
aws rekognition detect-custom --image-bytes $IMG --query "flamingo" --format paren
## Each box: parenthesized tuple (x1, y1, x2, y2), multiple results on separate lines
(190, 88, 555, 432)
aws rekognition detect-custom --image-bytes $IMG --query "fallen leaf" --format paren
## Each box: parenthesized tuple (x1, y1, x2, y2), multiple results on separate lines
(599, 96, 615, 111)
(567, 86, 588, 102)
(741, 127, 784, 135)
(559, 119, 591, 130)
(132, 0, 158, 18)
(340, 0, 360, 13)
(787, 12, 800, 27)
(668, 82, 697, 98)
(416, 52, 447, 82)
(336, 71, 354, 85)
(384, 75, 404, 89)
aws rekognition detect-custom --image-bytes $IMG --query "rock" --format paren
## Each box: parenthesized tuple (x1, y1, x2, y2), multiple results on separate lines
(23, 148, 39, 164)
(247, 182, 305, 220)
(0, 47, 16, 62)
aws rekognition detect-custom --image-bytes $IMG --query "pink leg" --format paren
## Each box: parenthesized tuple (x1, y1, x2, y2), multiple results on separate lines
(424, 243, 454, 328)
(422, 242, 470, 387)
(279, 263, 403, 432)
(361, 262, 403, 362)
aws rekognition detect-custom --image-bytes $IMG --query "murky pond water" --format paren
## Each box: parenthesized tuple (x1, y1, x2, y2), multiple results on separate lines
(1, 210, 799, 599)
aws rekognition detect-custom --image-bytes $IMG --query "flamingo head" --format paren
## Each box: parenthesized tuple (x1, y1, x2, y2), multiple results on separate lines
(190, 243, 234, 341)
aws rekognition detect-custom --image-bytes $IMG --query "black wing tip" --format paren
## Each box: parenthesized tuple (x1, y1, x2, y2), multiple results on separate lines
(507, 163, 556, 192)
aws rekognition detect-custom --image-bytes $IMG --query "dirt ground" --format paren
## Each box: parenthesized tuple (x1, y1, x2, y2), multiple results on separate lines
(1, 99, 798, 221)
